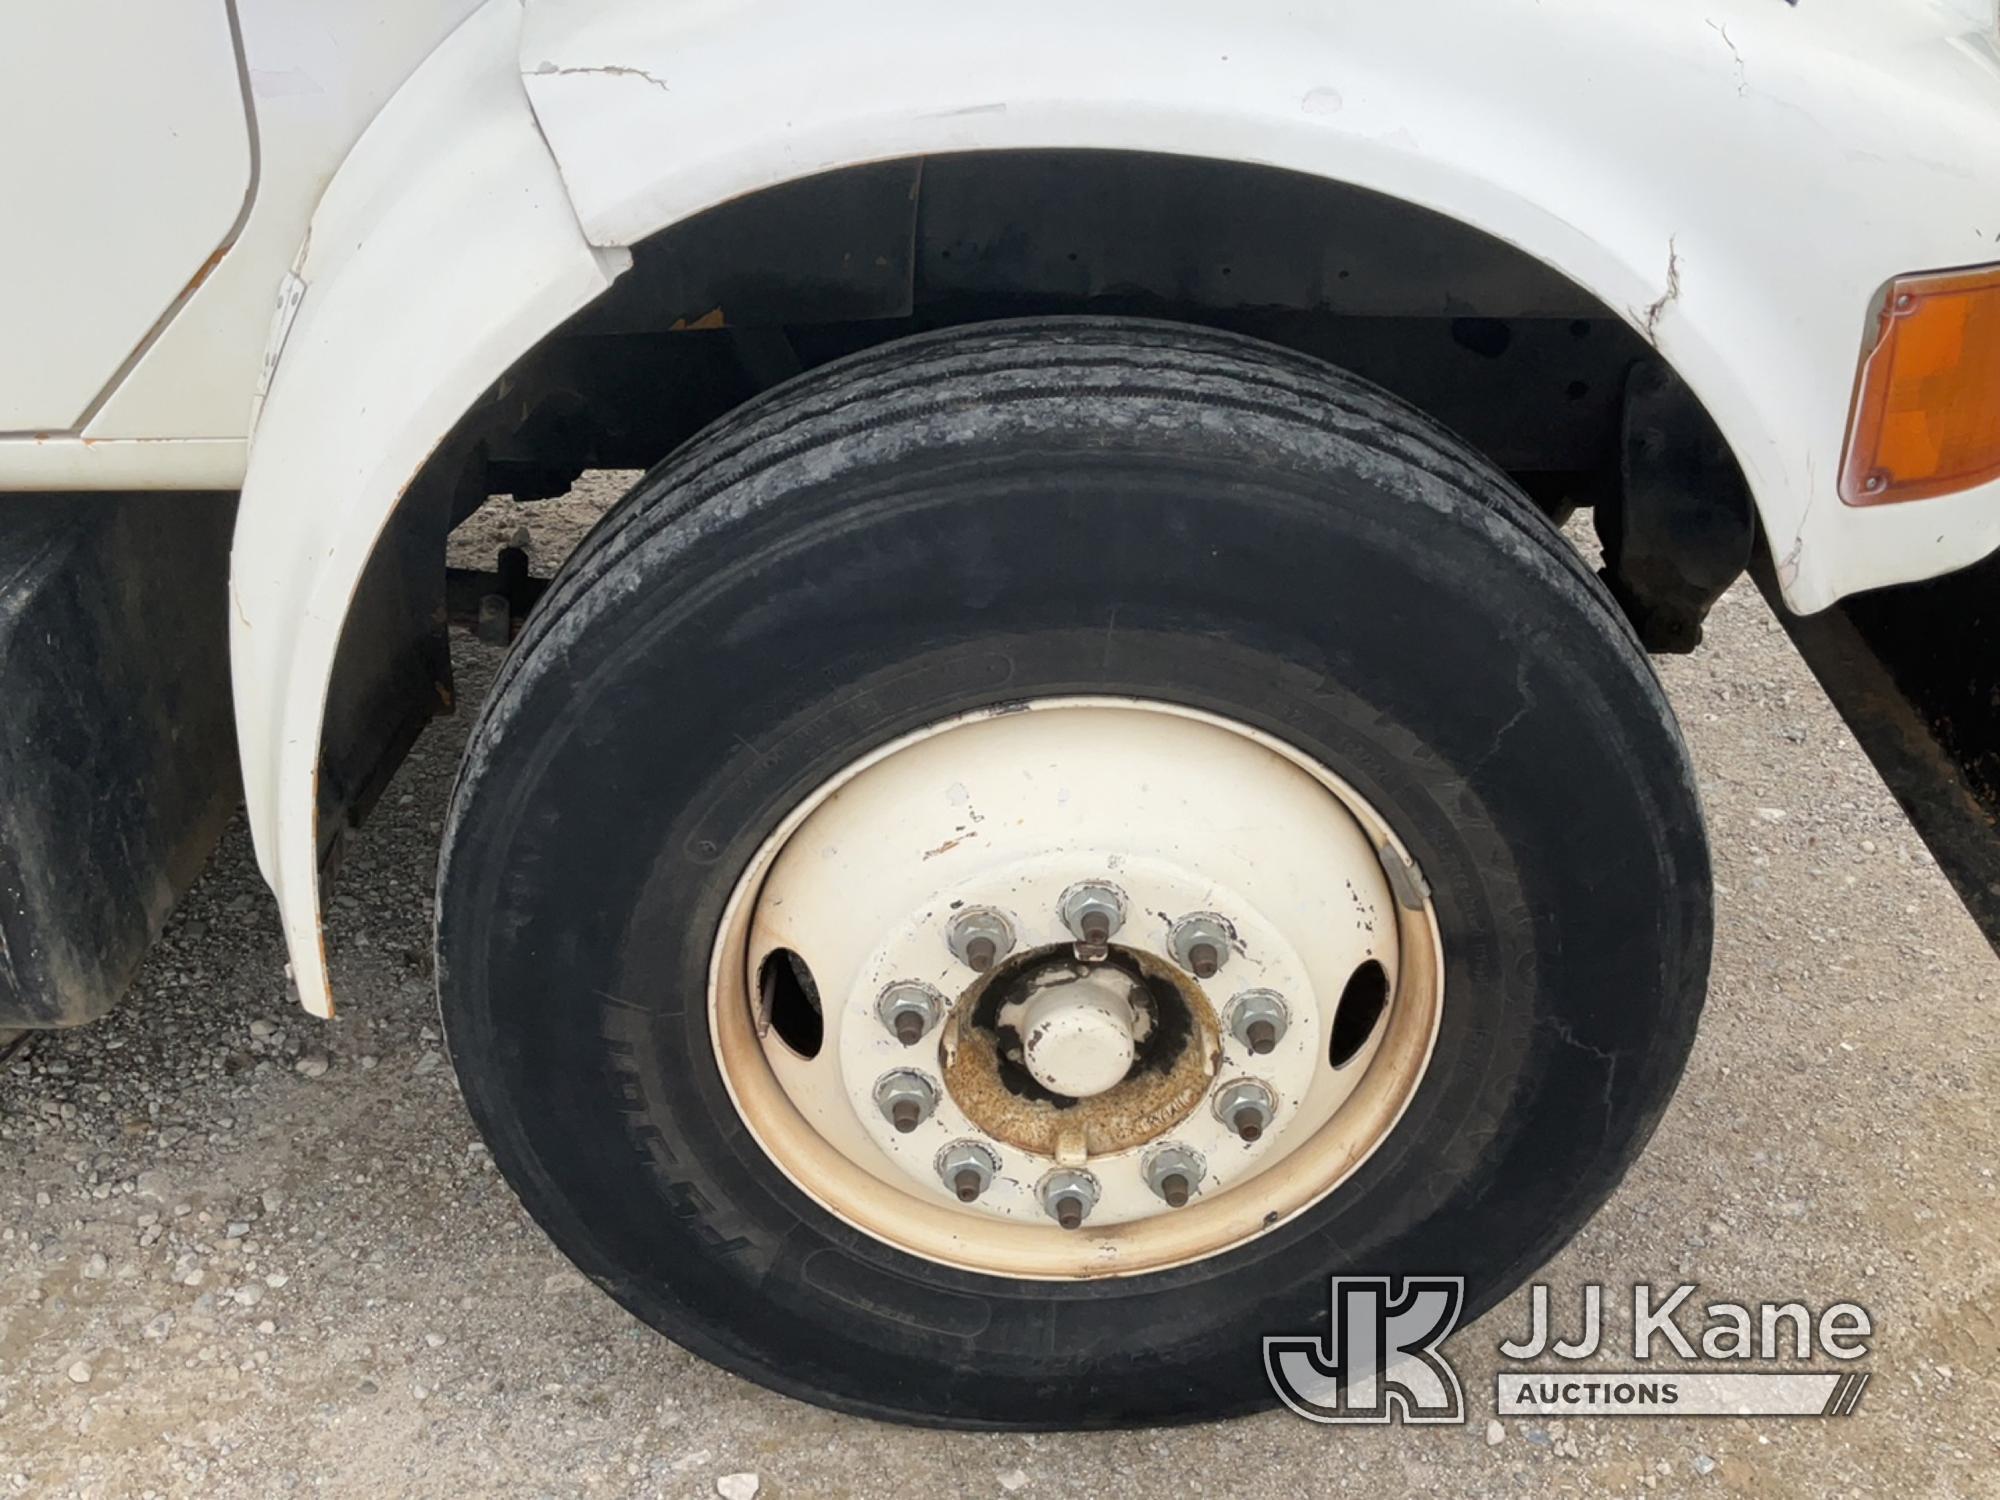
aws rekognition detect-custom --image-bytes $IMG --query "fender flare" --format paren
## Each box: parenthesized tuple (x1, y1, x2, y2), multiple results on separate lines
(231, 0, 628, 1015)
(238, 0, 2000, 1016)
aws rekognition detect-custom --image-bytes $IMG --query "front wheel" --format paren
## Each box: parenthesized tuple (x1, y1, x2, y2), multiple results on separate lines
(437, 319, 1711, 1428)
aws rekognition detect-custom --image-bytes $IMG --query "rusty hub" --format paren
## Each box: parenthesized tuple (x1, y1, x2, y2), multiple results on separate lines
(940, 943, 1221, 1158)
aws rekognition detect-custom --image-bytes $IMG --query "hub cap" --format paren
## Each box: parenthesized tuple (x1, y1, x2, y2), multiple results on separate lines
(1010, 958, 1141, 1097)
(709, 699, 1443, 1278)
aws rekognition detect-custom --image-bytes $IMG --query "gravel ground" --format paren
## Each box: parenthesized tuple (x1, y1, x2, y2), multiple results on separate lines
(2, 476, 1997, 1498)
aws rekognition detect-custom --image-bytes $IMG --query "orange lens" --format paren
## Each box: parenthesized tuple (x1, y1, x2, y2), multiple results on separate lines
(1840, 264, 2000, 506)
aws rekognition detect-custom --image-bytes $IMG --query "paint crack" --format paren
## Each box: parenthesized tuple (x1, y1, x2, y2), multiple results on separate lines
(1635, 236, 1683, 348)
(532, 62, 670, 94)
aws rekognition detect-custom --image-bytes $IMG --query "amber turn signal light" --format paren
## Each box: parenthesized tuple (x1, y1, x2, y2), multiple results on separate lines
(1840, 264, 2000, 505)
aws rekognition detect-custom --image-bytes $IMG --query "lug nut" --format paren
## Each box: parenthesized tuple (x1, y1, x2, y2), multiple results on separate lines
(1213, 1079, 1276, 1143)
(946, 907, 1016, 973)
(1225, 990, 1290, 1055)
(936, 1141, 1000, 1203)
(874, 1070, 938, 1134)
(1059, 881, 1127, 956)
(1142, 1144, 1206, 1208)
(1037, 1169, 1100, 1230)
(877, 982, 945, 1046)
(1169, 912, 1233, 979)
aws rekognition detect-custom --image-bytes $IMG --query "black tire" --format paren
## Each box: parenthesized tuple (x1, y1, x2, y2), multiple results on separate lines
(437, 318, 1711, 1429)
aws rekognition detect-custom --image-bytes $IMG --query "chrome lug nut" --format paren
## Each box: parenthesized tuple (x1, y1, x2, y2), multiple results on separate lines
(1213, 1078, 1276, 1143)
(1038, 1168, 1101, 1230)
(877, 982, 945, 1045)
(1169, 912, 1232, 979)
(1142, 1144, 1206, 1208)
(936, 1141, 1001, 1203)
(1225, 989, 1290, 1055)
(1059, 881, 1127, 957)
(874, 1070, 939, 1134)
(946, 907, 1016, 973)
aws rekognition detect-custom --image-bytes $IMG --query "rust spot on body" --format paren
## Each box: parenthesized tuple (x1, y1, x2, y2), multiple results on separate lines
(180, 241, 232, 304)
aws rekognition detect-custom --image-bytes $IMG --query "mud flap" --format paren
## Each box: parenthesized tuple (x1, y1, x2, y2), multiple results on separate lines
(0, 494, 238, 1026)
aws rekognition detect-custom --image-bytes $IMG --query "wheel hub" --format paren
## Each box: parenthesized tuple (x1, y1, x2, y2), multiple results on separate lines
(941, 942, 1220, 1159)
(1010, 957, 1142, 1098)
(710, 698, 1444, 1278)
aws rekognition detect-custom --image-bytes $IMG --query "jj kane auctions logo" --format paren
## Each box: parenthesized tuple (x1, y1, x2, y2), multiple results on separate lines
(1267, 1279, 1874, 1424)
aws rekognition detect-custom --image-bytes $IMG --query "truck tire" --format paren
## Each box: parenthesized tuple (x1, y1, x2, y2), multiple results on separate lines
(437, 318, 1711, 1428)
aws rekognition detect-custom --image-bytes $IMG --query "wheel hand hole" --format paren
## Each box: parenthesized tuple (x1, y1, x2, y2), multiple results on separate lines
(1328, 960, 1389, 1070)
(761, 948, 823, 1058)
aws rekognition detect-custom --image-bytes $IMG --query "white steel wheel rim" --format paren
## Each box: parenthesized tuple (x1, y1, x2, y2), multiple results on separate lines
(708, 698, 1444, 1279)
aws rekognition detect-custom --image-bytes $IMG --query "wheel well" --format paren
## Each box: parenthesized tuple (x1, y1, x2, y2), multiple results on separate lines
(321, 148, 1754, 853)
(483, 149, 1666, 504)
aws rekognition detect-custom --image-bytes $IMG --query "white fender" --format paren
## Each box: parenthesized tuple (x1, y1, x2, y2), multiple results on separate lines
(239, 0, 1999, 1016)
(518, 0, 2000, 612)
(232, 0, 628, 1016)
